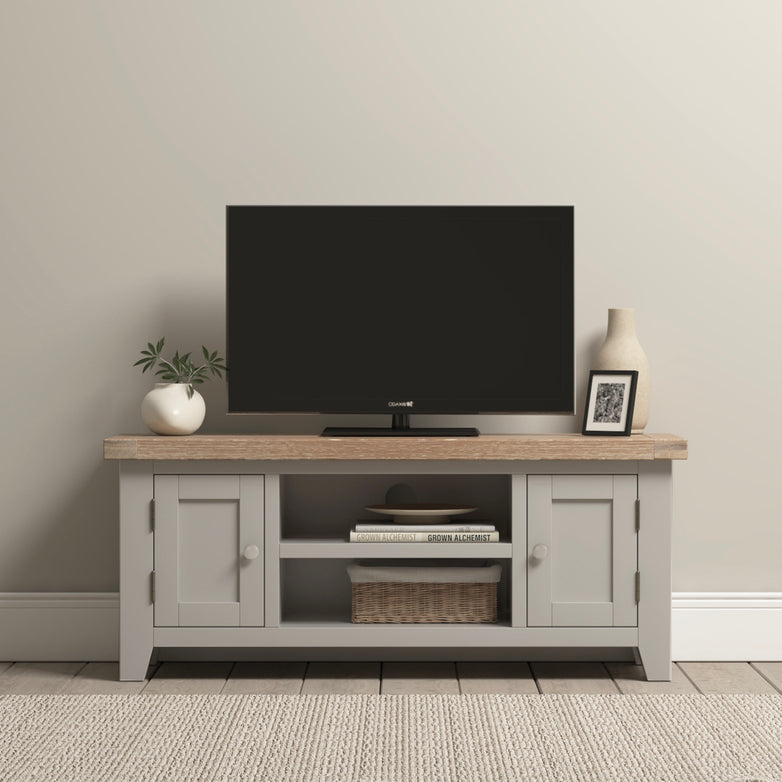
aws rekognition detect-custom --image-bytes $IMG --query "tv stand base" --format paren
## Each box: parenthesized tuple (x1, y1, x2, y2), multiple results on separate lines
(321, 426, 479, 437)
(322, 412, 479, 437)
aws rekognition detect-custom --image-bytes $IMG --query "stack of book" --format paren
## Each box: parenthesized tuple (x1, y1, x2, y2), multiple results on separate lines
(349, 521, 499, 543)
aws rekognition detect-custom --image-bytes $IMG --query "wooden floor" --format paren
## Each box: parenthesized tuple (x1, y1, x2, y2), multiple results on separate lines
(0, 661, 780, 695)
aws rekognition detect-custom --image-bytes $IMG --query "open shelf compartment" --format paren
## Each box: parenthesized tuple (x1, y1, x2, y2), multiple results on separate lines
(280, 558, 512, 626)
(280, 473, 511, 544)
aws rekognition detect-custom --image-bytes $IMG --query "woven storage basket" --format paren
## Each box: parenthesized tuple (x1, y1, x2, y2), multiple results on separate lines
(347, 561, 501, 624)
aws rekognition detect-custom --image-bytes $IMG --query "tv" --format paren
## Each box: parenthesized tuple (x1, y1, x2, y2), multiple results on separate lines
(227, 205, 574, 436)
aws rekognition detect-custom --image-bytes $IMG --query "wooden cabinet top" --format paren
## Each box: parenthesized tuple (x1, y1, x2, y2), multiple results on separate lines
(103, 433, 687, 461)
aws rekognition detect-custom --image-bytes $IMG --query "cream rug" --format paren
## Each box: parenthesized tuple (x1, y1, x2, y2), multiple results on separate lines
(1, 694, 780, 781)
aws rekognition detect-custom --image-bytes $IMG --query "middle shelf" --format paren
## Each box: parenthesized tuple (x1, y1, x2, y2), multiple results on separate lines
(278, 539, 513, 558)
(278, 473, 513, 560)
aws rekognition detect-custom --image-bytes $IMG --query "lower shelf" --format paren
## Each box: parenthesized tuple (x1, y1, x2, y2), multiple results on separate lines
(281, 557, 512, 627)
(282, 609, 511, 626)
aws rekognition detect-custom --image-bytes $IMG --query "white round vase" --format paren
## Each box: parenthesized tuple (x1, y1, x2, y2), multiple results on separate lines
(593, 308, 650, 433)
(141, 383, 206, 436)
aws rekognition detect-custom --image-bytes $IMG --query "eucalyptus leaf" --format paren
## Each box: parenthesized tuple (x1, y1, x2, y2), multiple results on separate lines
(136, 337, 227, 392)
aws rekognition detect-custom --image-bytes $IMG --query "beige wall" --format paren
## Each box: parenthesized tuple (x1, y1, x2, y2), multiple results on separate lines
(1, 2, 779, 592)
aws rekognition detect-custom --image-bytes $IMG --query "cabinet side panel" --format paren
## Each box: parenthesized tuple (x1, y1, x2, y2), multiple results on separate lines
(637, 462, 673, 680)
(527, 475, 553, 627)
(240, 475, 264, 626)
(264, 474, 281, 627)
(153, 475, 180, 627)
(612, 474, 639, 627)
(119, 462, 155, 681)
(511, 474, 527, 627)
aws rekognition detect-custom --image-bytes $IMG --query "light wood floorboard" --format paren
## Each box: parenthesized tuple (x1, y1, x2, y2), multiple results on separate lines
(63, 663, 152, 694)
(142, 662, 234, 694)
(606, 663, 699, 694)
(457, 662, 538, 694)
(751, 662, 782, 693)
(381, 662, 459, 694)
(0, 662, 86, 694)
(300, 662, 380, 694)
(531, 662, 620, 694)
(677, 662, 779, 694)
(221, 662, 306, 694)
(1, 661, 780, 694)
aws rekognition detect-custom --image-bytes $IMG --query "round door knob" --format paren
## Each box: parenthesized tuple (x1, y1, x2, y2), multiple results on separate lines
(532, 544, 549, 560)
(242, 544, 260, 560)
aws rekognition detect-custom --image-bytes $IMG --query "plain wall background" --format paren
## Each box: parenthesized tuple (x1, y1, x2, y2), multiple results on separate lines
(1, 2, 779, 593)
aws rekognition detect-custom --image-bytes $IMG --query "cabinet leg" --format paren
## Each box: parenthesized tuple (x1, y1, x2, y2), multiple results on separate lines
(119, 643, 154, 682)
(119, 461, 155, 682)
(637, 462, 673, 682)
(638, 644, 672, 682)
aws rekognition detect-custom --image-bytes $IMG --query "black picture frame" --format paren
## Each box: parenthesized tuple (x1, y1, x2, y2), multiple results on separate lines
(582, 370, 639, 436)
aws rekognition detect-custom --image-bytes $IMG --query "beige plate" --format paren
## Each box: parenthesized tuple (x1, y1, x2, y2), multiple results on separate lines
(364, 503, 478, 525)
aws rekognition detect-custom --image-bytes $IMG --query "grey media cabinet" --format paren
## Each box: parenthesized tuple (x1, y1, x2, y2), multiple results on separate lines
(104, 433, 688, 682)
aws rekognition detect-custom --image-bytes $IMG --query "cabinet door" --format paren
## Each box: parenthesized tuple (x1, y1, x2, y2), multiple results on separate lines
(527, 475, 637, 627)
(154, 475, 264, 627)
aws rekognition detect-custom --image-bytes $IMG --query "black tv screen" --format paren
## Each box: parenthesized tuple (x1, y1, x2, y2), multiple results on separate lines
(227, 205, 573, 432)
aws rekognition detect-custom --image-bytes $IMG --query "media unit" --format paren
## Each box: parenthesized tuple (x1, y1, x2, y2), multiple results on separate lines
(105, 433, 687, 682)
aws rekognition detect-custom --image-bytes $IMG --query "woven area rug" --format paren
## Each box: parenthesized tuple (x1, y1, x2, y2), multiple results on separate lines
(1, 694, 781, 782)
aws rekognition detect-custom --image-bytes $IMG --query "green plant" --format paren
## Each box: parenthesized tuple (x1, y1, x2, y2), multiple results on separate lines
(134, 337, 227, 398)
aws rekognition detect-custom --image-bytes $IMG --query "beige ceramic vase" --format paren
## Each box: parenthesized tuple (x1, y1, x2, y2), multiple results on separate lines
(593, 308, 650, 433)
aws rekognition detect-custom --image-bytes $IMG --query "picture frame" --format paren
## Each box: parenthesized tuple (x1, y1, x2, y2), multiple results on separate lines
(582, 370, 638, 436)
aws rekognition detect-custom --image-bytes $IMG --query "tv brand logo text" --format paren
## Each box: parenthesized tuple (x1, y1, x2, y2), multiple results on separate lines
(387, 401, 414, 407)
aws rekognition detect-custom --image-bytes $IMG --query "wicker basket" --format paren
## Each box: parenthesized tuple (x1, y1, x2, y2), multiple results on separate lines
(347, 561, 501, 624)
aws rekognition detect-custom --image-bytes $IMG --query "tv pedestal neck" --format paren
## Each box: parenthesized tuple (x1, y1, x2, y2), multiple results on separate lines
(322, 413, 479, 437)
(104, 432, 687, 682)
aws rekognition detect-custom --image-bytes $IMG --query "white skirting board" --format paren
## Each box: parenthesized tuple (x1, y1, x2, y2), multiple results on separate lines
(1, 593, 780, 661)
(671, 593, 782, 661)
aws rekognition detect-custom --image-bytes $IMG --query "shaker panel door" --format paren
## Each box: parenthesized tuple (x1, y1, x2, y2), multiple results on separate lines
(154, 474, 264, 627)
(527, 475, 637, 627)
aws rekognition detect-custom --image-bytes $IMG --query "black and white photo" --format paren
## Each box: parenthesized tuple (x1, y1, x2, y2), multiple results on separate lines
(582, 370, 638, 436)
